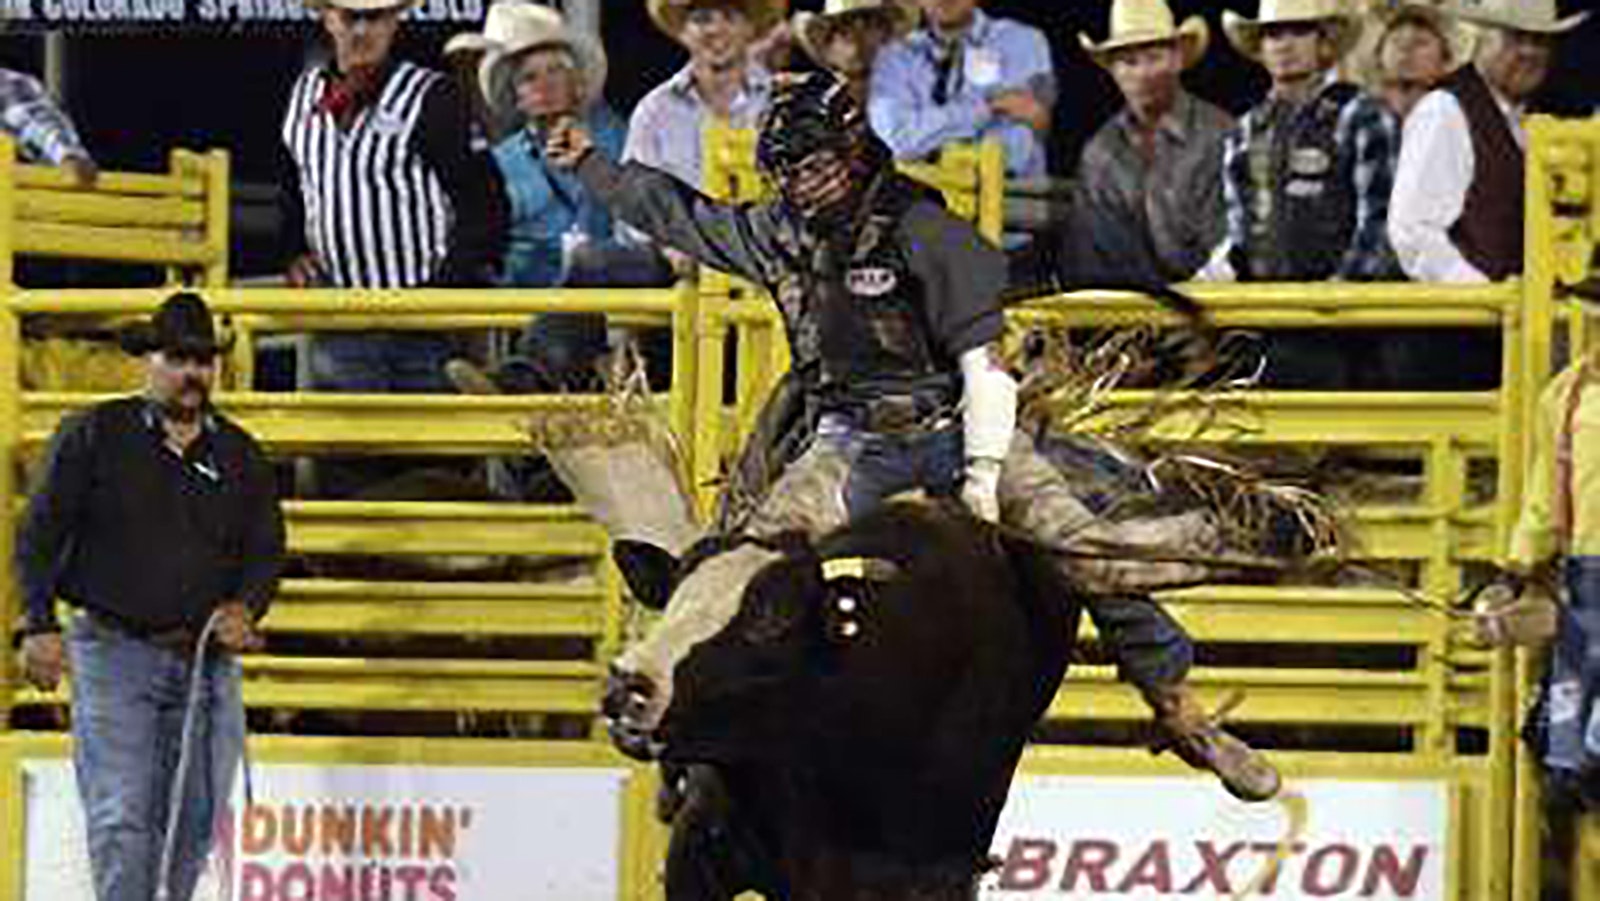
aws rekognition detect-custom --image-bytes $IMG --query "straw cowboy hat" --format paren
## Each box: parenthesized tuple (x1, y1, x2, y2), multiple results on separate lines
(445, 0, 537, 58)
(792, 0, 915, 65)
(1079, 0, 1211, 70)
(303, 0, 416, 12)
(1452, 0, 1588, 35)
(1369, 2, 1478, 72)
(648, 0, 788, 41)
(1223, 0, 1364, 62)
(480, 4, 609, 112)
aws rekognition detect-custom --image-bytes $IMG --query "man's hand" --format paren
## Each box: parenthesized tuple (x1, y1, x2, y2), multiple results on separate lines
(286, 253, 325, 288)
(989, 89, 1050, 133)
(63, 155, 98, 189)
(1470, 574, 1558, 648)
(961, 458, 1003, 523)
(20, 632, 65, 692)
(212, 602, 264, 654)
(544, 117, 594, 170)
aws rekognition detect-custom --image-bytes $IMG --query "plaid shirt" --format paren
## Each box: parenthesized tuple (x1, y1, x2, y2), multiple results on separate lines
(0, 68, 90, 166)
(1218, 77, 1399, 281)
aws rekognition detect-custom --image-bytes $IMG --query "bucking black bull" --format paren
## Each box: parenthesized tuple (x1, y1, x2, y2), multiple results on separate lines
(604, 499, 1081, 900)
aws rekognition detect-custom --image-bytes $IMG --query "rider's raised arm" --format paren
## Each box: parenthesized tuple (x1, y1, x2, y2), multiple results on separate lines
(574, 151, 782, 288)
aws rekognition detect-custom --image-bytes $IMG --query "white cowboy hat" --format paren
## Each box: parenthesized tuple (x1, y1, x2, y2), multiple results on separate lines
(647, 0, 788, 42)
(480, 4, 609, 112)
(1223, 0, 1365, 62)
(304, 0, 417, 13)
(1451, 0, 1588, 35)
(445, 0, 537, 58)
(791, 0, 915, 66)
(1366, 2, 1476, 80)
(1079, 0, 1211, 71)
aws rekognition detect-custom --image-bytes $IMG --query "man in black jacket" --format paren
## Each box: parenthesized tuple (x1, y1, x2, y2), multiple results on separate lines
(17, 293, 285, 901)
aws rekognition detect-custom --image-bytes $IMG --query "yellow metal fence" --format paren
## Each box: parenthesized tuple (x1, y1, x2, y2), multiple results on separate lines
(0, 122, 1595, 899)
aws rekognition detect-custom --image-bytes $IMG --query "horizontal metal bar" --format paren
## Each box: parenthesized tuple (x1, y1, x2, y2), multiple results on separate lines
(15, 165, 206, 197)
(261, 600, 605, 636)
(16, 191, 205, 228)
(13, 223, 213, 264)
(7, 286, 687, 316)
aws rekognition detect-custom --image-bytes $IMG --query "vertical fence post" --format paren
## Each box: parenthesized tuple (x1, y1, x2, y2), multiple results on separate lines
(0, 309, 20, 733)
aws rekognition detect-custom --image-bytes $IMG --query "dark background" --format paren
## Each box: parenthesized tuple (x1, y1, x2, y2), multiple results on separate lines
(0, 0, 1595, 272)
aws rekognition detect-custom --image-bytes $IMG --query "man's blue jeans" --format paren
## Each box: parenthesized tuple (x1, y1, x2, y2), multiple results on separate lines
(69, 614, 245, 901)
(1541, 556, 1600, 778)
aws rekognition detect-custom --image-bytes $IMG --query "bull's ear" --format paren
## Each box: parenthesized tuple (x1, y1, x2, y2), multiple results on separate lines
(613, 540, 679, 611)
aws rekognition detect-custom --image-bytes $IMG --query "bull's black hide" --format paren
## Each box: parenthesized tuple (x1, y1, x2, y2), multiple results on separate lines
(650, 501, 1081, 900)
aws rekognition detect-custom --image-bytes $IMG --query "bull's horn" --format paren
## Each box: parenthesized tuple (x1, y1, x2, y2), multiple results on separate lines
(820, 557, 902, 583)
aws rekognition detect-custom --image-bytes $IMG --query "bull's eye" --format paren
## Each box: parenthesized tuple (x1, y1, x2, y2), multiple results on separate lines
(836, 596, 858, 614)
(839, 621, 861, 639)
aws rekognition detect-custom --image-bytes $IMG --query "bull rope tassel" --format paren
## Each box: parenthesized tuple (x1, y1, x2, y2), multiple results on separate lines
(1230, 789, 1311, 901)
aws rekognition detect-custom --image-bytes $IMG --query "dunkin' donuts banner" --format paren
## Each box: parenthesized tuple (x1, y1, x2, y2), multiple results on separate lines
(980, 776, 1451, 900)
(21, 760, 629, 900)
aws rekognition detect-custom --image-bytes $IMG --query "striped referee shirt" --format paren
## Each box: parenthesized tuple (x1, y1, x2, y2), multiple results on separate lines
(279, 59, 501, 287)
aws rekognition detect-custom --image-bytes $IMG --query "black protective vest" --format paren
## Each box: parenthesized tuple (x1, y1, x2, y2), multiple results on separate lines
(1234, 82, 1362, 282)
(770, 176, 959, 412)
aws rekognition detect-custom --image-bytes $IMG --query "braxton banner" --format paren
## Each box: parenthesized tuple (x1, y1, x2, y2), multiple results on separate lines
(980, 776, 1451, 900)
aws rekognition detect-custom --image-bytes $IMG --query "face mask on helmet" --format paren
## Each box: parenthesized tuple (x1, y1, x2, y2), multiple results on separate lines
(756, 72, 891, 224)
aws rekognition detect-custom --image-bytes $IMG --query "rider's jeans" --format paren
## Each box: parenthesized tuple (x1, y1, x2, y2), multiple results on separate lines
(814, 415, 1194, 690)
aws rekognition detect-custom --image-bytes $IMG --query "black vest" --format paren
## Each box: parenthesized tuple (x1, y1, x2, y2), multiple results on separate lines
(771, 177, 958, 411)
(1443, 65, 1525, 280)
(1234, 82, 1362, 281)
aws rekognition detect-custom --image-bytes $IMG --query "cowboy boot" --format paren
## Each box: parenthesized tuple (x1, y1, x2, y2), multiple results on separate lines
(1142, 682, 1282, 802)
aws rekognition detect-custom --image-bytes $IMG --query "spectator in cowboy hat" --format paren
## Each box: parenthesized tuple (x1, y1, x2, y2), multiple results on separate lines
(1070, 0, 1233, 283)
(791, 0, 916, 106)
(279, 0, 504, 392)
(627, 0, 785, 193)
(443, 0, 541, 144)
(1388, 0, 1588, 285)
(1196, 0, 1401, 387)
(17, 291, 284, 901)
(1364, 2, 1474, 120)
(869, 0, 1056, 177)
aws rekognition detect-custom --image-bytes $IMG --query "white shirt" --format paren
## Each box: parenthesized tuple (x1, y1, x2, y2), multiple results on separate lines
(1388, 79, 1526, 284)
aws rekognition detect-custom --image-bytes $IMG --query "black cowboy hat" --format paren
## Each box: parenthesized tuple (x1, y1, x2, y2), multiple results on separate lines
(119, 291, 230, 358)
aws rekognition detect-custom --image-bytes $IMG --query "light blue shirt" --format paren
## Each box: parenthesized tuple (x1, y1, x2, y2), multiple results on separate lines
(622, 63, 774, 190)
(868, 9, 1055, 178)
(493, 106, 628, 287)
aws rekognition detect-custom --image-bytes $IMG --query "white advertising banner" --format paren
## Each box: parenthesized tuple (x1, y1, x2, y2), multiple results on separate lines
(22, 760, 629, 901)
(980, 776, 1450, 901)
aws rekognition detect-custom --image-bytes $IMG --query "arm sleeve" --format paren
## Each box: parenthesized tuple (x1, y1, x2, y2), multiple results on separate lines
(415, 78, 501, 286)
(903, 205, 1006, 357)
(868, 45, 993, 162)
(276, 141, 310, 265)
(1509, 375, 1567, 569)
(0, 71, 90, 166)
(573, 151, 779, 285)
(1195, 126, 1246, 282)
(15, 412, 96, 633)
(1388, 92, 1487, 284)
(1337, 98, 1402, 281)
(234, 437, 286, 619)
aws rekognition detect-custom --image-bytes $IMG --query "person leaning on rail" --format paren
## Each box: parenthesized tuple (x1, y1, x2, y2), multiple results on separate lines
(16, 292, 285, 901)
(543, 70, 1285, 804)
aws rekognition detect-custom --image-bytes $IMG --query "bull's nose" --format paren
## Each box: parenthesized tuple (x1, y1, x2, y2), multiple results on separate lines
(603, 666, 656, 723)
